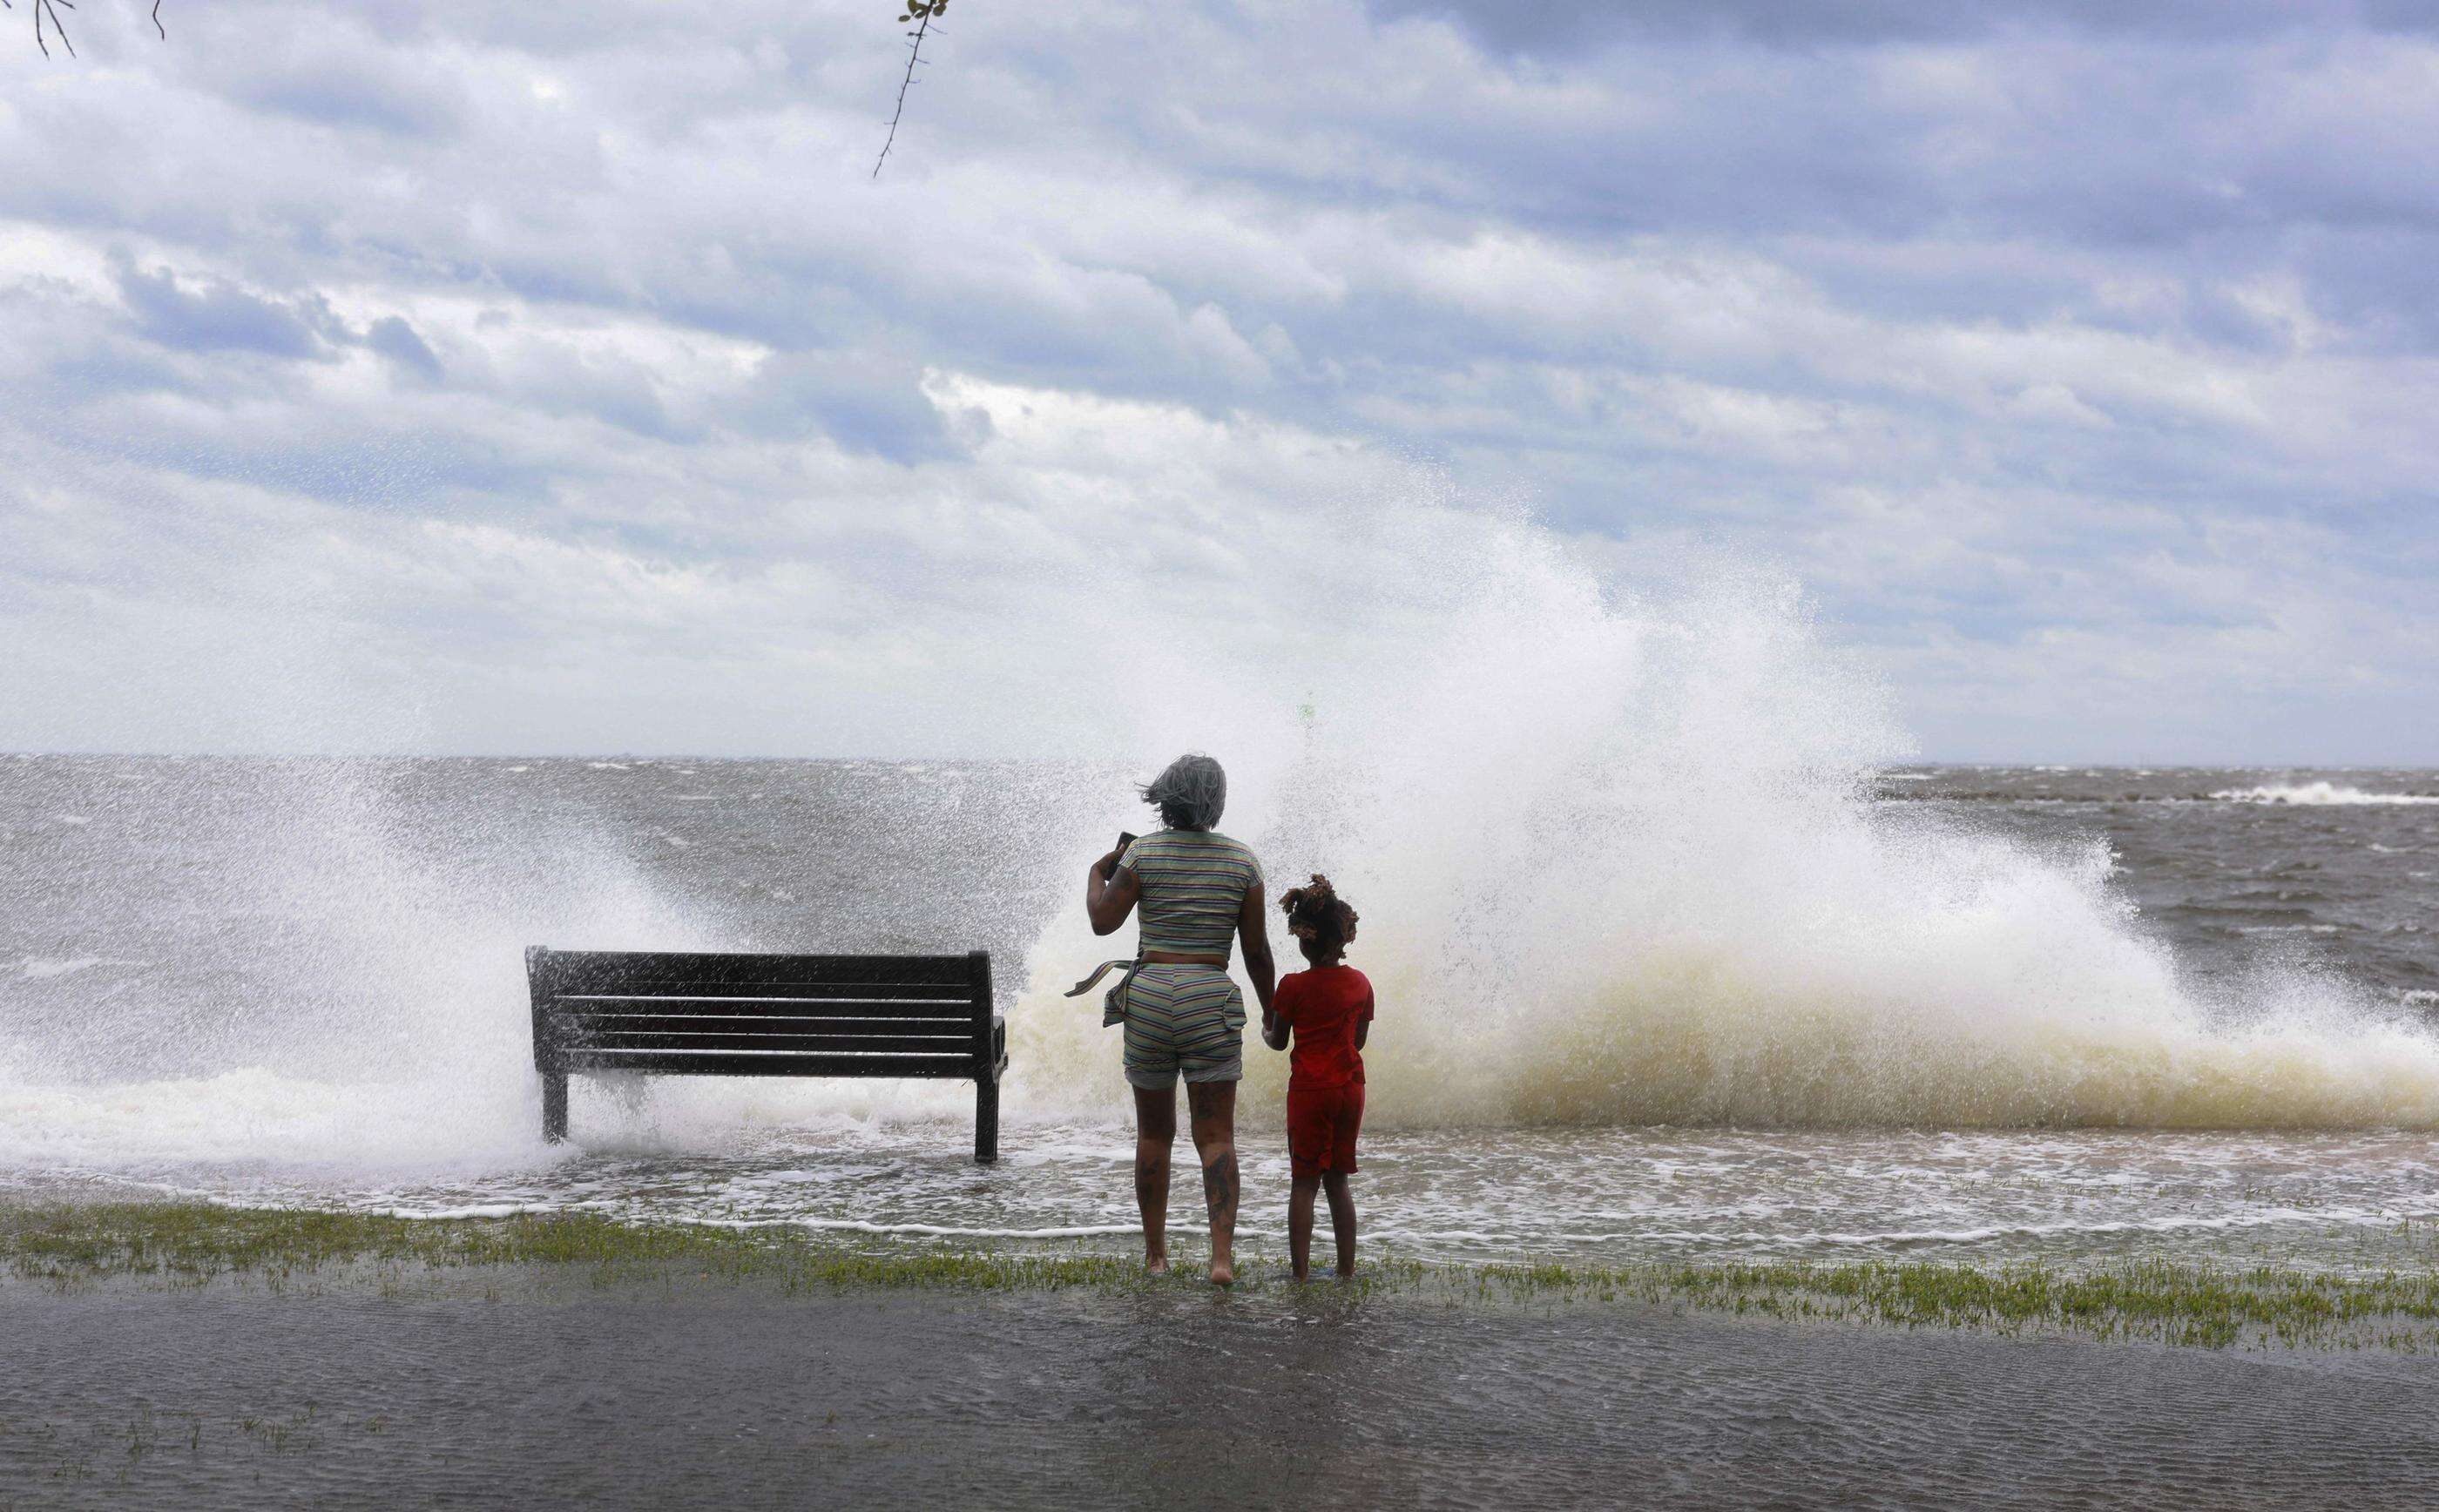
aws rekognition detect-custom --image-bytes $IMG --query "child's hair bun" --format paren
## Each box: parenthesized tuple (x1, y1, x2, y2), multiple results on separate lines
(1279, 873, 1359, 950)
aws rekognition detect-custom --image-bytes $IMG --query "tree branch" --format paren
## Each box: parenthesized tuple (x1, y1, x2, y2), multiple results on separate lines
(9, 0, 166, 54)
(33, 0, 77, 58)
(873, 0, 947, 181)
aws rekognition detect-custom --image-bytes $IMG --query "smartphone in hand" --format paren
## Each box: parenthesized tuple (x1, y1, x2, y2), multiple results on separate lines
(1106, 831, 1138, 877)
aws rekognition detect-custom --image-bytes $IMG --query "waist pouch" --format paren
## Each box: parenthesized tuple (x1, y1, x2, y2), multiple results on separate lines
(1065, 957, 1143, 1028)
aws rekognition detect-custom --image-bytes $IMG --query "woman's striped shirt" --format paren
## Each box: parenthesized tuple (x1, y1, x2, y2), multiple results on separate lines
(1118, 829, 1264, 960)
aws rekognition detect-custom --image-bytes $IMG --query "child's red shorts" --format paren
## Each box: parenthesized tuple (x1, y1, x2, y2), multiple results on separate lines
(1286, 1080, 1364, 1178)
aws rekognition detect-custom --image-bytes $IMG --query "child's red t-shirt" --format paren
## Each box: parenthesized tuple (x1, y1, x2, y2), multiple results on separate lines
(1273, 965, 1374, 1089)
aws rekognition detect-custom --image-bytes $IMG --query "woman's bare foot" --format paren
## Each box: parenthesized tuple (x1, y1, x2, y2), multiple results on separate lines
(1208, 1258, 1234, 1286)
(1145, 1250, 1170, 1275)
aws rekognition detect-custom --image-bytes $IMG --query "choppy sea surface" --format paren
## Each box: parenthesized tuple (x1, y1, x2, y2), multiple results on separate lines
(4, 756, 2436, 1273)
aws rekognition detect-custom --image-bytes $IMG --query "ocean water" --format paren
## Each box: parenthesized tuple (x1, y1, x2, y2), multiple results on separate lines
(4, 754, 2435, 1274)
(3, 510, 2435, 1275)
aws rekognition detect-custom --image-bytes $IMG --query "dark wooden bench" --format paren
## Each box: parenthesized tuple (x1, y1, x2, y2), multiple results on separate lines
(524, 947, 1008, 1162)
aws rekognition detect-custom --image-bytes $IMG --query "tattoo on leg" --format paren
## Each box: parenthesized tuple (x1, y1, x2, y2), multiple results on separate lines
(1201, 1151, 1239, 1225)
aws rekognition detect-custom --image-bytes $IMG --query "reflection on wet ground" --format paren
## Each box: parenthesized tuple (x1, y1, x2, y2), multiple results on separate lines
(8, 1274, 2436, 1509)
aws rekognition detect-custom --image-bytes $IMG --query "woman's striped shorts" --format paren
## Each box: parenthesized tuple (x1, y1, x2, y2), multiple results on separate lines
(1120, 963, 1245, 1090)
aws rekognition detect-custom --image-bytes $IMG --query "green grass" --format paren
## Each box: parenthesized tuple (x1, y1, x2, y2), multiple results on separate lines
(1473, 1255, 2439, 1350)
(8, 1200, 2439, 1352)
(0, 1202, 1146, 1293)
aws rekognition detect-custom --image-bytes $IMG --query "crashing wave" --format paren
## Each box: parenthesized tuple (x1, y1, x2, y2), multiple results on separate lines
(1002, 507, 2439, 1130)
(2213, 783, 2439, 807)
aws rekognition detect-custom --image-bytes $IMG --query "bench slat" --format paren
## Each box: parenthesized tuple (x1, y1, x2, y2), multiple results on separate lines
(549, 952, 977, 989)
(552, 982, 977, 1003)
(571, 1031, 982, 1056)
(557, 1050, 977, 1078)
(551, 993, 976, 1016)
(551, 1014, 976, 1039)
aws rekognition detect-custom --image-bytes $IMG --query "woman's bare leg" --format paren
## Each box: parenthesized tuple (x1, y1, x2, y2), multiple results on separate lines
(1132, 1084, 1176, 1273)
(1321, 1171, 1356, 1277)
(1288, 1174, 1320, 1280)
(1186, 1080, 1239, 1286)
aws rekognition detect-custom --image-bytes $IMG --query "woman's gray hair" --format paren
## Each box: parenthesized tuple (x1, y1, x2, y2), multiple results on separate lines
(1139, 753, 1226, 832)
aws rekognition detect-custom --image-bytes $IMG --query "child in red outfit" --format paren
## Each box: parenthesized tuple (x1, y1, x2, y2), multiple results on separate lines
(1261, 874, 1372, 1280)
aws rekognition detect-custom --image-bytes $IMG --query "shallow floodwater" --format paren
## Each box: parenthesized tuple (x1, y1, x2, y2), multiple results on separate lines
(5, 756, 2438, 1273)
(10, 1278, 2439, 1510)
(27, 1124, 2439, 1276)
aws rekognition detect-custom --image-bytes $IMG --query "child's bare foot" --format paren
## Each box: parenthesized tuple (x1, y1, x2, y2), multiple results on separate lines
(1208, 1259, 1233, 1286)
(1145, 1249, 1169, 1275)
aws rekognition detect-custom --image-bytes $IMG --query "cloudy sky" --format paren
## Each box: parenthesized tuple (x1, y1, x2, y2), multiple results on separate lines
(1, 0, 2433, 761)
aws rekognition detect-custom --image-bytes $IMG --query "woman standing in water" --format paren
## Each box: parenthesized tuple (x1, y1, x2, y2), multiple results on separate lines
(1085, 754, 1275, 1286)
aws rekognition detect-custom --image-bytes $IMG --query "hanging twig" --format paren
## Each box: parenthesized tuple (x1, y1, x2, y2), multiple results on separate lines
(8, 0, 79, 57)
(6, 0, 166, 54)
(873, 0, 948, 180)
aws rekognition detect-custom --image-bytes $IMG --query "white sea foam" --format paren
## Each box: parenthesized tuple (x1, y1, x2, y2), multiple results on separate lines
(987, 506, 2439, 1130)
(17, 957, 112, 981)
(374, 1203, 560, 1219)
(2213, 782, 2439, 807)
(0, 749, 774, 1170)
(1366, 1206, 2432, 1250)
(0, 1063, 543, 1168)
(726, 1217, 1141, 1240)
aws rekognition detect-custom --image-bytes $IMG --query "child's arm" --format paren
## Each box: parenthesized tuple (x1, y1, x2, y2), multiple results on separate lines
(1263, 1016, 1290, 1052)
(1263, 976, 1294, 1052)
(1354, 982, 1374, 1050)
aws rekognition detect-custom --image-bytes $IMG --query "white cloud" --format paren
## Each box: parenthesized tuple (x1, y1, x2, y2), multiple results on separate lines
(0, 0, 2432, 759)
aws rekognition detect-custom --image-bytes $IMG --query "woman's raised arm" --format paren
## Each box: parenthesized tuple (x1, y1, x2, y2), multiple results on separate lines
(1084, 847, 1140, 935)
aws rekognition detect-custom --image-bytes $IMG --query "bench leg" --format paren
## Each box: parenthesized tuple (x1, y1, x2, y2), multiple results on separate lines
(974, 1076, 999, 1164)
(542, 1072, 569, 1143)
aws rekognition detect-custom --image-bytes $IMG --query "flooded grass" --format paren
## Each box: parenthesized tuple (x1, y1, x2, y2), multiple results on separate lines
(8, 1200, 2439, 1351)
(0, 1201, 1149, 1294)
(1458, 1254, 2439, 1350)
